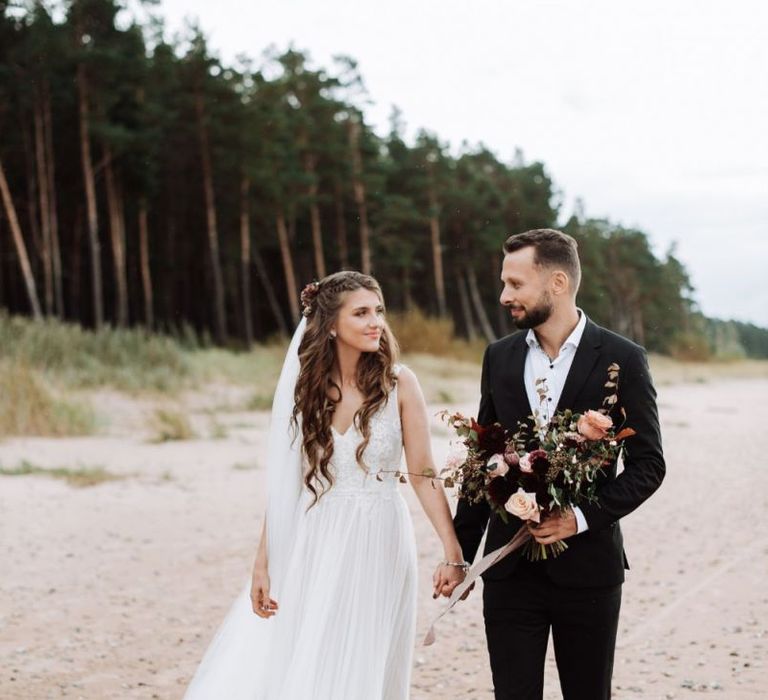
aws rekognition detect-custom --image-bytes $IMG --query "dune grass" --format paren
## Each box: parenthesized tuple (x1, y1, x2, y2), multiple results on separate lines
(0, 459, 122, 487)
(0, 310, 191, 393)
(388, 308, 486, 363)
(0, 360, 96, 437)
(1, 312, 766, 441)
(148, 407, 197, 442)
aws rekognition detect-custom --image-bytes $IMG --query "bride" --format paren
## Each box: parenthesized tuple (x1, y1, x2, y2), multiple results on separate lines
(184, 271, 466, 699)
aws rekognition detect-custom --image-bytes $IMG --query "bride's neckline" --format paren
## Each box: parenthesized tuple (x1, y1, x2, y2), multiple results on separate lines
(331, 422, 357, 438)
(330, 380, 398, 438)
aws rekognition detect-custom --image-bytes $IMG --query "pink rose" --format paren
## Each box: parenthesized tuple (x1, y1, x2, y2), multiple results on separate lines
(504, 445, 520, 467)
(487, 453, 509, 477)
(504, 488, 540, 523)
(519, 453, 533, 473)
(445, 442, 468, 471)
(576, 410, 613, 440)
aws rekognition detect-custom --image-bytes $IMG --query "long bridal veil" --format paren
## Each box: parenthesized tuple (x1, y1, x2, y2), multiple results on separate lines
(184, 318, 307, 700)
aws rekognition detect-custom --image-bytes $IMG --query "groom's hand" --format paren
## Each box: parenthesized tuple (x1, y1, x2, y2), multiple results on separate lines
(433, 563, 466, 598)
(528, 507, 577, 545)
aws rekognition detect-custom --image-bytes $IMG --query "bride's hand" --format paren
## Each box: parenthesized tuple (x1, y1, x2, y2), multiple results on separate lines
(432, 563, 466, 599)
(250, 567, 279, 618)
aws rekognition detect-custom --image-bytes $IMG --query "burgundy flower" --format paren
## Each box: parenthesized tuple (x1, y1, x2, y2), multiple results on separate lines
(477, 423, 507, 456)
(518, 473, 538, 493)
(487, 476, 514, 507)
(528, 449, 550, 478)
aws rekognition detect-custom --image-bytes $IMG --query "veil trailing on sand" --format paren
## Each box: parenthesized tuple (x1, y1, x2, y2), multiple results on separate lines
(265, 317, 306, 596)
(183, 318, 307, 700)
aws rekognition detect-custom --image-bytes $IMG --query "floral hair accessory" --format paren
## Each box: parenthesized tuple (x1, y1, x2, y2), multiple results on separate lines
(300, 281, 321, 317)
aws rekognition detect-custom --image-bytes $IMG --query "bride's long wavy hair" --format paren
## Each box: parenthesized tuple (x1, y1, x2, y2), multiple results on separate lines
(291, 271, 399, 507)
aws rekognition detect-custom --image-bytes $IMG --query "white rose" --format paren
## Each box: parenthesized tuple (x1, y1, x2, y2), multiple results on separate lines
(487, 453, 509, 477)
(519, 453, 533, 473)
(504, 488, 540, 523)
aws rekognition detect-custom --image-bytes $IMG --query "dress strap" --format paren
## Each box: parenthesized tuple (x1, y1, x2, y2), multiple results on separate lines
(389, 364, 404, 435)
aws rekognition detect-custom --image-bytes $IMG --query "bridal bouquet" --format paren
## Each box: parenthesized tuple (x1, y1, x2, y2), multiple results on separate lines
(438, 364, 635, 560)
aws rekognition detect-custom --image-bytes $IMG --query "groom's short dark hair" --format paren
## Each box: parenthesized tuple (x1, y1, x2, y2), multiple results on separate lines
(503, 228, 581, 293)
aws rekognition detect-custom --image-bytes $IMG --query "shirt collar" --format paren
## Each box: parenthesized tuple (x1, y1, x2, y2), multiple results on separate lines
(526, 308, 587, 351)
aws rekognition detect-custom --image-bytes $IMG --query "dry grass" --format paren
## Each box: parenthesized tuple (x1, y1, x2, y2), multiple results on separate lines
(0, 311, 191, 393)
(400, 353, 481, 404)
(0, 460, 123, 487)
(388, 308, 486, 362)
(188, 345, 287, 388)
(0, 361, 96, 437)
(3, 313, 766, 445)
(148, 408, 196, 442)
(648, 355, 768, 385)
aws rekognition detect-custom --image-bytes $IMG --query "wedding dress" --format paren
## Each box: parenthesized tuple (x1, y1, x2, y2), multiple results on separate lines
(184, 357, 417, 700)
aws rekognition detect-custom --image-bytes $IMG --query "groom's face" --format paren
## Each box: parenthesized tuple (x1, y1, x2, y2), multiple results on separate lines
(499, 248, 554, 329)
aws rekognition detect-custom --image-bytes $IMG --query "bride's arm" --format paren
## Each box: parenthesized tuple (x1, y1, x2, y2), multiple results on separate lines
(250, 520, 278, 618)
(397, 366, 466, 596)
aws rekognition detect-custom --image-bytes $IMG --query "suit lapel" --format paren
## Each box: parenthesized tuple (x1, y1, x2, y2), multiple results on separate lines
(499, 333, 531, 424)
(556, 319, 603, 412)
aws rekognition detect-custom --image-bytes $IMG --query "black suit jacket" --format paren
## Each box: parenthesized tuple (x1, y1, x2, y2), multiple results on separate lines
(453, 318, 665, 588)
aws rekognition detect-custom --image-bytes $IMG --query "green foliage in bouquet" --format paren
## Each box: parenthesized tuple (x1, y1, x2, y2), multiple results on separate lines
(439, 364, 636, 560)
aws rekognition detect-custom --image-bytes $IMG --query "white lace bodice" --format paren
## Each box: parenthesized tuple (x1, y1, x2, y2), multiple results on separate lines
(319, 373, 404, 499)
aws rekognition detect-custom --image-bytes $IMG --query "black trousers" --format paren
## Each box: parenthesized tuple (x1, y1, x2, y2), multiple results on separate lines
(483, 562, 622, 700)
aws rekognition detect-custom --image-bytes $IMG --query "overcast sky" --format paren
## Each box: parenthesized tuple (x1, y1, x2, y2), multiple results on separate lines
(156, 0, 768, 326)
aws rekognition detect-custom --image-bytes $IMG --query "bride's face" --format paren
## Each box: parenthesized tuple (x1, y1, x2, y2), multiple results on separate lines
(331, 288, 385, 353)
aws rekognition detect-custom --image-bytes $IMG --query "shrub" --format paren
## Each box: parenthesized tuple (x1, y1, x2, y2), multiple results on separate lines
(149, 408, 196, 442)
(0, 361, 95, 437)
(387, 308, 485, 362)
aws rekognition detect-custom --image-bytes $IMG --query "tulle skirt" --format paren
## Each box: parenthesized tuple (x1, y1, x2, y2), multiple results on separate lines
(184, 490, 418, 700)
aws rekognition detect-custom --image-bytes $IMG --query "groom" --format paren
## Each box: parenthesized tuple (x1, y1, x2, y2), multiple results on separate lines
(453, 229, 665, 699)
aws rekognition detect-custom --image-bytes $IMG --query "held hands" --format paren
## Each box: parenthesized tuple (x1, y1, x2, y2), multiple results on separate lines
(250, 566, 279, 619)
(432, 561, 467, 599)
(527, 506, 577, 545)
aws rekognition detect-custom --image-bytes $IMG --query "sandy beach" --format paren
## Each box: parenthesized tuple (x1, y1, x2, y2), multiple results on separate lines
(1, 374, 767, 699)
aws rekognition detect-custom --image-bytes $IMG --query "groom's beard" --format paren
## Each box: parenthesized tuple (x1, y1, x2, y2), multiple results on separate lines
(509, 293, 554, 329)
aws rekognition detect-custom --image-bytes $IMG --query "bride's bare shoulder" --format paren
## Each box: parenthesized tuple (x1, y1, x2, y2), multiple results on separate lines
(393, 364, 425, 402)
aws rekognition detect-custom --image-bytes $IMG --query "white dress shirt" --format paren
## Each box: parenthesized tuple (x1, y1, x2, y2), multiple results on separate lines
(523, 309, 590, 534)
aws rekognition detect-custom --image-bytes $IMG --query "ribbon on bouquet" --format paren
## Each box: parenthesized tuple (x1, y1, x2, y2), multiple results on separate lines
(422, 527, 532, 646)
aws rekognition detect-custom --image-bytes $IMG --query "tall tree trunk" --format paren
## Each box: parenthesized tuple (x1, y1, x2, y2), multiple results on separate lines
(34, 97, 54, 315)
(304, 153, 326, 278)
(466, 265, 496, 343)
(44, 84, 64, 317)
(427, 175, 447, 317)
(239, 173, 254, 347)
(195, 91, 227, 344)
(633, 305, 645, 346)
(456, 265, 477, 341)
(0, 157, 43, 319)
(252, 246, 288, 337)
(276, 209, 299, 321)
(138, 197, 154, 329)
(402, 263, 413, 311)
(70, 208, 83, 319)
(161, 213, 175, 325)
(103, 144, 129, 326)
(77, 61, 103, 327)
(333, 179, 349, 270)
(348, 117, 371, 274)
(492, 253, 510, 337)
(20, 122, 43, 262)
